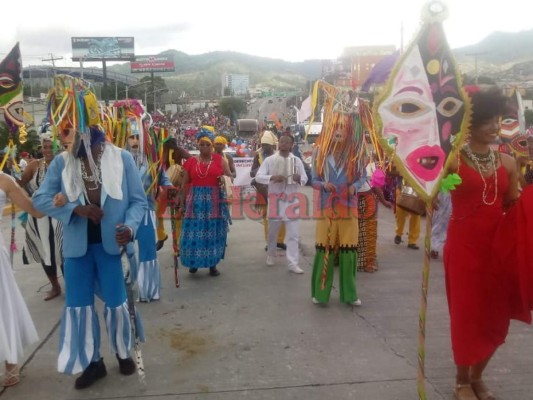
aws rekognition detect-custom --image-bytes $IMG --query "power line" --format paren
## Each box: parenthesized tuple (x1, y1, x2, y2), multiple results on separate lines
(41, 53, 64, 72)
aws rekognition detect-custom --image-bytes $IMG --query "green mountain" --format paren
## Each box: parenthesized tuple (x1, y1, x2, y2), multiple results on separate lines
(109, 50, 322, 96)
(108, 29, 533, 95)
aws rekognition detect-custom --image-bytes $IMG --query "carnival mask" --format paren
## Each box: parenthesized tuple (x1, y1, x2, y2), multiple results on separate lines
(375, 0, 468, 200)
(501, 88, 528, 157)
(0, 43, 24, 129)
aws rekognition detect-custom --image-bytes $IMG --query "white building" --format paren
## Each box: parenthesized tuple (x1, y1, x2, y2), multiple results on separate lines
(221, 73, 250, 96)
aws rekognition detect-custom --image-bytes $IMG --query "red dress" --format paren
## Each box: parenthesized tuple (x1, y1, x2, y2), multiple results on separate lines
(443, 158, 510, 365)
(493, 184, 533, 324)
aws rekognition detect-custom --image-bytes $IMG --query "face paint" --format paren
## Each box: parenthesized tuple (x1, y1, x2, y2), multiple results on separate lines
(376, 2, 467, 199)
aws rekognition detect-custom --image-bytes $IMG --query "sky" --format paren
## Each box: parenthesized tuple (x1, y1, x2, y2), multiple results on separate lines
(1, 0, 532, 67)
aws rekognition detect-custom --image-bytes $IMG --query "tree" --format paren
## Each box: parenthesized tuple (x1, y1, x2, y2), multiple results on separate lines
(218, 97, 247, 122)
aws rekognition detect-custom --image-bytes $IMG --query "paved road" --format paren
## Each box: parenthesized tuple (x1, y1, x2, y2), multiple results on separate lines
(2, 186, 532, 399)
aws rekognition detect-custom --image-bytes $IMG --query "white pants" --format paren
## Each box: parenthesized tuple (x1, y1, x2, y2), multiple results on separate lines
(267, 219, 299, 268)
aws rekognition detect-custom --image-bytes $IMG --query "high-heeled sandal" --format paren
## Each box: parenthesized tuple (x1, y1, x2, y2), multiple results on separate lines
(453, 383, 477, 400)
(470, 380, 496, 400)
(3, 364, 20, 387)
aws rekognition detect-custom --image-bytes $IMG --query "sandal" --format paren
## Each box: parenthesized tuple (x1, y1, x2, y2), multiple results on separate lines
(471, 380, 496, 400)
(3, 363, 20, 387)
(454, 383, 477, 400)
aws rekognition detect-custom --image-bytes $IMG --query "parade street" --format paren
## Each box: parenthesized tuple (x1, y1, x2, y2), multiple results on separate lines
(2, 186, 532, 400)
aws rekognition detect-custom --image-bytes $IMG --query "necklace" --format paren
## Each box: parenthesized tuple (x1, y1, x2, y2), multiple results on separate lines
(195, 156, 212, 179)
(80, 146, 104, 191)
(464, 145, 498, 205)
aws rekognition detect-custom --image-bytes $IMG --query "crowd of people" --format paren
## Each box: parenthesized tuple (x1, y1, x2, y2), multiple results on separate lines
(0, 73, 532, 400)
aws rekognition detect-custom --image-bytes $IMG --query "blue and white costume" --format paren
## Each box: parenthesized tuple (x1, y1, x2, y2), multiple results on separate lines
(33, 144, 147, 375)
(135, 163, 171, 302)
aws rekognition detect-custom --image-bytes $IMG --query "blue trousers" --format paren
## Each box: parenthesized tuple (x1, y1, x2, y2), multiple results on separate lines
(59, 243, 135, 375)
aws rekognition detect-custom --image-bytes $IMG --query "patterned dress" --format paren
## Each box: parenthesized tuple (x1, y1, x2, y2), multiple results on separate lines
(180, 154, 230, 269)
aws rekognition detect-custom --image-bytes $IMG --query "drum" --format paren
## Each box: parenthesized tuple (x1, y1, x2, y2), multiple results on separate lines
(166, 164, 184, 187)
(396, 186, 426, 215)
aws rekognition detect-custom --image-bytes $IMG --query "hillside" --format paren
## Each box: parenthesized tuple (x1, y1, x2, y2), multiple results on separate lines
(107, 29, 533, 94)
(109, 50, 322, 95)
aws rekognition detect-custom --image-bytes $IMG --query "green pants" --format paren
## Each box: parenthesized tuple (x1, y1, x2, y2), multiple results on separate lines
(311, 249, 358, 304)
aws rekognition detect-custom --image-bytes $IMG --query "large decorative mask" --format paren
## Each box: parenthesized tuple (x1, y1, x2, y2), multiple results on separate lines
(0, 43, 24, 130)
(501, 87, 529, 157)
(374, 1, 469, 201)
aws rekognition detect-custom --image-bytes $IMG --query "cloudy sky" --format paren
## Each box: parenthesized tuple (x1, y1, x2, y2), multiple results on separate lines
(1, 0, 531, 67)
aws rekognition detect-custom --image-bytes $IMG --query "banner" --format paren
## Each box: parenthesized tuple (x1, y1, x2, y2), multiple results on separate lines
(233, 157, 255, 196)
(71, 37, 135, 61)
(131, 55, 175, 73)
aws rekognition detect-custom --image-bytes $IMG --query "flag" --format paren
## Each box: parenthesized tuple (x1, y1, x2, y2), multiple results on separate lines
(361, 51, 400, 93)
(297, 95, 312, 123)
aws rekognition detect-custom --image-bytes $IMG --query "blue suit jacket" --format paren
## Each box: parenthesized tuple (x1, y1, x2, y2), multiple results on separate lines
(33, 148, 148, 258)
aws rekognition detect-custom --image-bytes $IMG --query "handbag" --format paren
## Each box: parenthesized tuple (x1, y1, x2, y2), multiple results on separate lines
(220, 175, 233, 201)
(397, 186, 426, 215)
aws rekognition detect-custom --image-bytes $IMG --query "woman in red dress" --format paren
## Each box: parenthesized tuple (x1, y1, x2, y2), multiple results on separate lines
(179, 129, 232, 276)
(444, 87, 519, 400)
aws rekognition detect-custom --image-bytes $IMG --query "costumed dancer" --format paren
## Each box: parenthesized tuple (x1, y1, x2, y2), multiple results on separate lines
(156, 138, 191, 251)
(250, 130, 287, 251)
(256, 134, 308, 274)
(444, 86, 519, 400)
(18, 125, 64, 300)
(214, 134, 236, 178)
(33, 75, 148, 389)
(113, 99, 174, 302)
(0, 173, 42, 388)
(356, 153, 392, 273)
(310, 86, 367, 305)
(0, 42, 40, 388)
(179, 128, 232, 276)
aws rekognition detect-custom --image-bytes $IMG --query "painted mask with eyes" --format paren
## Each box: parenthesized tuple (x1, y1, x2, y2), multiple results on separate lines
(501, 88, 529, 157)
(376, 1, 467, 198)
(0, 43, 24, 129)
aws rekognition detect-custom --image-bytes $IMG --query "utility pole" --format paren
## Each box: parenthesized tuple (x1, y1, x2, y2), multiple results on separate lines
(465, 52, 488, 85)
(42, 53, 63, 75)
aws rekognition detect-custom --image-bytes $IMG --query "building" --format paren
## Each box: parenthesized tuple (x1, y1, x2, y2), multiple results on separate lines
(322, 45, 396, 89)
(221, 73, 250, 96)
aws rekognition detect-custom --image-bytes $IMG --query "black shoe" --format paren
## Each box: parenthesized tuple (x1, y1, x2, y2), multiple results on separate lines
(116, 354, 136, 375)
(264, 245, 268, 251)
(156, 235, 168, 251)
(407, 244, 419, 250)
(276, 243, 287, 250)
(75, 358, 107, 390)
(209, 267, 220, 277)
(189, 268, 198, 274)
(394, 235, 402, 245)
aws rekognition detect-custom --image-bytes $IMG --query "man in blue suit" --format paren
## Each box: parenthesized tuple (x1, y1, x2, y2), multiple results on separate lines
(33, 122, 147, 389)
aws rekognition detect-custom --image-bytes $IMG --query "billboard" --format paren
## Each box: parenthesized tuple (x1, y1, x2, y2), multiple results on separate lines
(71, 37, 135, 61)
(131, 55, 175, 73)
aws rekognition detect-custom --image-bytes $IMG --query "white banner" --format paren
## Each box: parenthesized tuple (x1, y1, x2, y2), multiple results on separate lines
(233, 157, 255, 196)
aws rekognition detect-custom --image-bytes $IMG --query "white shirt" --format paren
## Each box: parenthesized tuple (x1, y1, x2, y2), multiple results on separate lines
(255, 152, 308, 220)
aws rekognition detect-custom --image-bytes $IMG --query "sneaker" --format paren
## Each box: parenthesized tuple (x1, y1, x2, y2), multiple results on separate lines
(394, 235, 402, 244)
(116, 354, 136, 375)
(276, 243, 287, 250)
(75, 358, 107, 390)
(312, 297, 323, 304)
(289, 266, 304, 274)
(350, 299, 362, 306)
(266, 256, 274, 266)
(407, 244, 420, 250)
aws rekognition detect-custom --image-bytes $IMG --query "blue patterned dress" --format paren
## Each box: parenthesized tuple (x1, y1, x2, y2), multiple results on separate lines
(180, 154, 230, 268)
